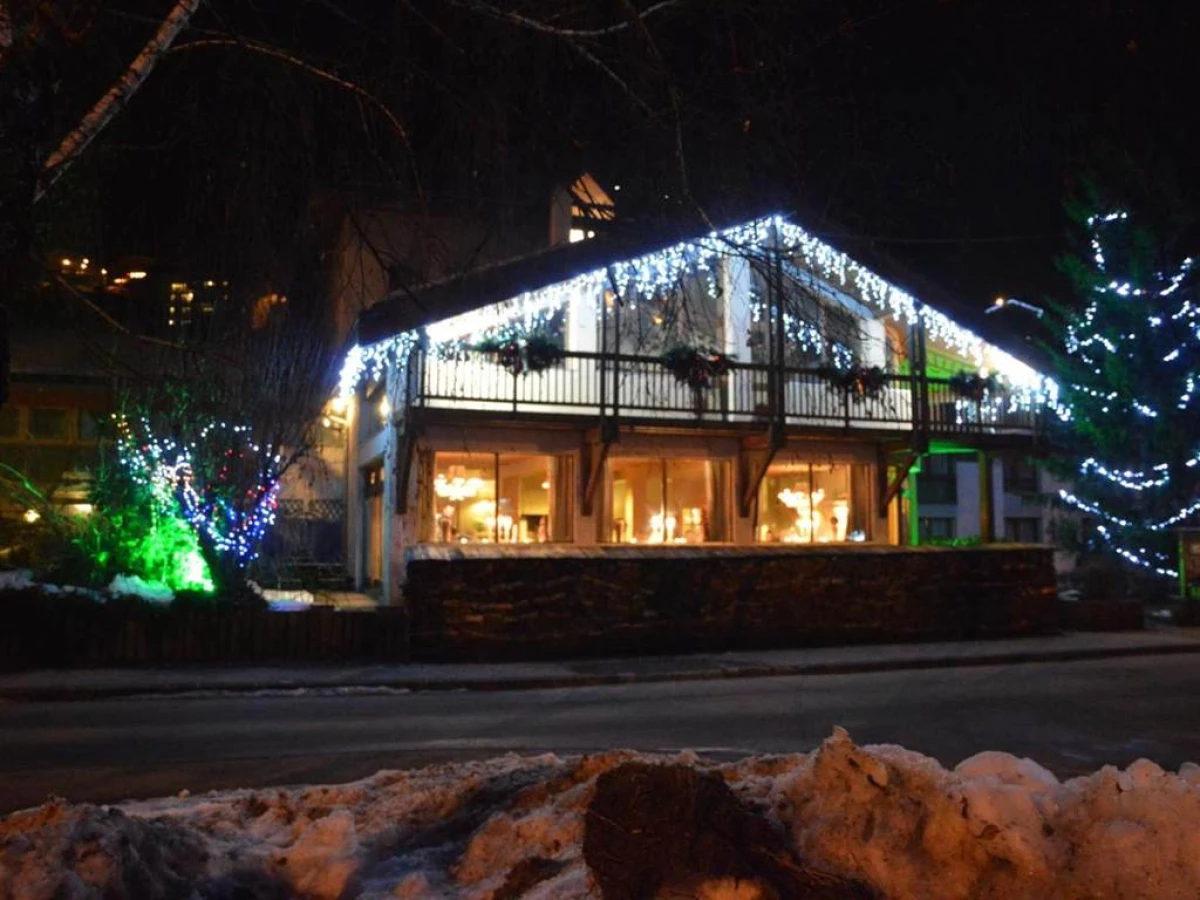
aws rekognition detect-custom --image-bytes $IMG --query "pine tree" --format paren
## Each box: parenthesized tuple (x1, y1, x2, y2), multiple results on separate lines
(1050, 197, 1199, 578)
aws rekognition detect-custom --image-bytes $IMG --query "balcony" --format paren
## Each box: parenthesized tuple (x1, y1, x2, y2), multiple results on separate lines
(403, 348, 1040, 438)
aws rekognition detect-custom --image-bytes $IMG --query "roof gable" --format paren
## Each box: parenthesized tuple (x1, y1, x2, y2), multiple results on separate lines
(346, 212, 1055, 400)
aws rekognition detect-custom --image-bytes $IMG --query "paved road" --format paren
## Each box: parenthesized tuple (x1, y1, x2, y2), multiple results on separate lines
(2, 654, 1199, 814)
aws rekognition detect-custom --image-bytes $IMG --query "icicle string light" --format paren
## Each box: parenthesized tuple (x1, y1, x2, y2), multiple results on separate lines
(337, 214, 1059, 408)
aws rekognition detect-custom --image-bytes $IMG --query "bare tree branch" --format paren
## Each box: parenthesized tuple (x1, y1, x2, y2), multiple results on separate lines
(167, 36, 425, 208)
(453, 0, 684, 39)
(36, 0, 202, 202)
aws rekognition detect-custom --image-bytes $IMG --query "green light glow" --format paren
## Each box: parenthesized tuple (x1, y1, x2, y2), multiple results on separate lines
(130, 512, 215, 594)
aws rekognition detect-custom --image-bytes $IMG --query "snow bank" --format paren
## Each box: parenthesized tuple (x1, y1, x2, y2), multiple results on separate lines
(0, 569, 35, 591)
(3, 731, 1200, 899)
(108, 574, 174, 604)
(247, 580, 316, 611)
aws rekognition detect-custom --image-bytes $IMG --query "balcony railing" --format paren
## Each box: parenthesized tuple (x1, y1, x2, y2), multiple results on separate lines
(406, 348, 1039, 437)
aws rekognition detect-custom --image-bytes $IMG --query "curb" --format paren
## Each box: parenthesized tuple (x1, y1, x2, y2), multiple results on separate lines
(3, 639, 1199, 703)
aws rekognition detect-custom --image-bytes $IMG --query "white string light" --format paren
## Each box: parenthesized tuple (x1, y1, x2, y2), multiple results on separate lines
(338, 213, 1061, 409)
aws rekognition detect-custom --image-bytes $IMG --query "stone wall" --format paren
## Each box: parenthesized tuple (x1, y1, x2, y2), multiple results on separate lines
(404, 544, 1059, 660)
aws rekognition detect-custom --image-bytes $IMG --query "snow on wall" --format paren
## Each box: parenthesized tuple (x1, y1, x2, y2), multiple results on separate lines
(2, 729, 1199, 899)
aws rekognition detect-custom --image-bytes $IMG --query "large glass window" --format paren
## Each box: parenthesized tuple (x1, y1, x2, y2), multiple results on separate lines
(748, 263, 864, 367)
(757, 460, 868, 543)
(601, 274, 723, 356)
(605, 457, 729, 543)
(431, 452, 569, 544)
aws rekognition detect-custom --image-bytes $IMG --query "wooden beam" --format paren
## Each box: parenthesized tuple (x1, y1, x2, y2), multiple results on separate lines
(394, 422, 418, 514)
(881, 451, 919, 511)
(738, 424, 784, 518)
(581, 421, 617, 517)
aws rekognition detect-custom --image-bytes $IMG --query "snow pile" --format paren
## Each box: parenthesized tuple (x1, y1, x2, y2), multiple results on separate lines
(3, 731, 1200, 899)
(0, 570, 164, 603)
(247, 580, 316, 611)
(108, 574, 174, 604)
(0, 569, 36, 591)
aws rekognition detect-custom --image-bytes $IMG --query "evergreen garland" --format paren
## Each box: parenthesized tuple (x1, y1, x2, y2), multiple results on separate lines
(948, 371, 1000, 403)
(473, 330, 565, 376)
(817, 363, 889, 401)
(660, 344, 734, 390)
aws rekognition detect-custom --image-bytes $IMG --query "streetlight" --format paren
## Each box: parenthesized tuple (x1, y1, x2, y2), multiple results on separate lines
(986, 296, 1044, 318)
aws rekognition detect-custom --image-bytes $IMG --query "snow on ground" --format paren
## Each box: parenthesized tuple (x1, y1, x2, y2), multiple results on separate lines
(3, 728, 1200, 899)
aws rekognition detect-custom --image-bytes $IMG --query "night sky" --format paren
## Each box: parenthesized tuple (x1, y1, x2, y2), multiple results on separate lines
(45, 0, 1200, 320)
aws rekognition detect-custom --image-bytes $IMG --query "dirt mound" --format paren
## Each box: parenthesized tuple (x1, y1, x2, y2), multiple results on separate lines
(583, 762, 876, 899)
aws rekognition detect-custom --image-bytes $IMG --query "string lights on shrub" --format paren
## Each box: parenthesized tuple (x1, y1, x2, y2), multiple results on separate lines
(116, 416, 281, 568)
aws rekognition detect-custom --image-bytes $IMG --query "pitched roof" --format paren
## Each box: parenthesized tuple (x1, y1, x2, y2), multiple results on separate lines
(355, 210, 1048, 373)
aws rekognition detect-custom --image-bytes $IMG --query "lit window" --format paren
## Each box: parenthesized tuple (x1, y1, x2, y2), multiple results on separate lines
(432, 452, 568, 543)
(757, 460, 866, 543)
(569, 228, 587, 243)
(606, 457, 729, 543)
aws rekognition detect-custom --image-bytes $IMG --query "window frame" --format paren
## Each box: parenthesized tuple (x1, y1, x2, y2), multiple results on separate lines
(919, 516, 957, 541)
(1003, 457, 1040, 495)
(919, 454, 958, 504)
(429, 450, 571, 545)
(1004, 516, 1042, 543)
(603, 455, 731, 544)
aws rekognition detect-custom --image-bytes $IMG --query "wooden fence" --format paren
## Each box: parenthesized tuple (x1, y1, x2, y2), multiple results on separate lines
(0, 594, 409, 670)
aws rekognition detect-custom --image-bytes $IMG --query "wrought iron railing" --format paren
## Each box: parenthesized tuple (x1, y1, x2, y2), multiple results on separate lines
(406, 348, 1039, 437)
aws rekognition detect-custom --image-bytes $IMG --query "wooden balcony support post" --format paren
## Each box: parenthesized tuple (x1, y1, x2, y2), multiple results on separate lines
(581, 421, 617, 517)
(910, 307, 930, 453)
(738, 425, 784, 519)
(394, 421, 418, 514)
(880, 448, 919, 512)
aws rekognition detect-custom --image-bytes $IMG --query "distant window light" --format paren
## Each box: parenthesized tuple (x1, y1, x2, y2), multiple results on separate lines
(568, 228, 587, 244)
(127, 271, 147, 280)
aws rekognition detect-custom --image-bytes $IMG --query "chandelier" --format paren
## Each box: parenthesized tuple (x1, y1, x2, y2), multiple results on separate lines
(435, 469, 484, 501)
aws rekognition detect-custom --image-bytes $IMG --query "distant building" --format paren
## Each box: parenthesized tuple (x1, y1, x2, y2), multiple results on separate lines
(0, 329, 119, 520)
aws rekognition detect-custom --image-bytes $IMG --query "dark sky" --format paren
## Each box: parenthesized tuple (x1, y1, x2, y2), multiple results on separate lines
(47, 0, 1200, 317)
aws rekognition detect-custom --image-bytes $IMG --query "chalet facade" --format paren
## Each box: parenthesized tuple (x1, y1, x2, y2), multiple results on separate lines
(339, 213, 1058, 603)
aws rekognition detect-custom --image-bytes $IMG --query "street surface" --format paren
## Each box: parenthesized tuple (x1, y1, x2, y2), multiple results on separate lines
(2, 654, 1198, 814)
